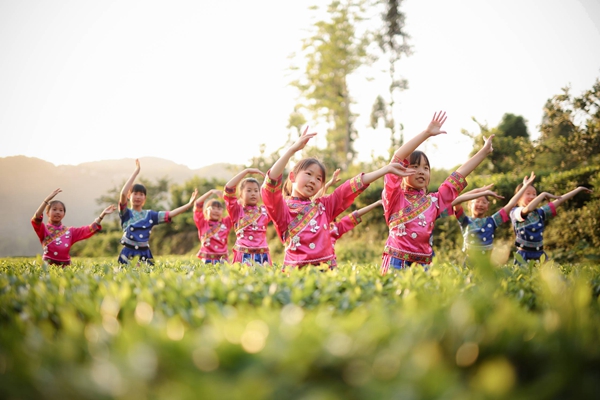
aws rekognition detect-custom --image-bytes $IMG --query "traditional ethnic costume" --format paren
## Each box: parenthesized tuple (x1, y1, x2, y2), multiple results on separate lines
(329, 210, 362, 264)
(261, 172, 368, 269)
(381, 156, 467, 274)
(509, 203, 556, 262)
(454, 205, 509, 264)
(118, 202, 170, 264)
(31, 216, 101, 267)
(224, 185, 272, 265)
(193, 203, 232, 264)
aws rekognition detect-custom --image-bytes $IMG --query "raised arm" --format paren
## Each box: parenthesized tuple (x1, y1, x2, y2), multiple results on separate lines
(169, 189, 199, 218)
(550, 186, 593, 209)
(501, 172, 536, 215)
(120, 159, 141, 205)
(194, 189, 222, 211)
(520, 192, 561, 217)
(456, 135, 495, 178)
(392, 111, 448, 161)
(451, 184, 498, 206)
(94, 204, 117, 225)
(354, 199, 383, 218)
(34, 188, 62, 219)
(225, 168, 265, 190)
(362, 163, 416, 185)
(315, 168, 341, 198)
(268, 126, 317, 180)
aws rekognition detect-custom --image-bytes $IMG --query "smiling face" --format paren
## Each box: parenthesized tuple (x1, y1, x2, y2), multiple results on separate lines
(518, 186, 537, 207)
(469, 196, 490, 218)
(291, 163, 324, 199)
(240, 181, 260, 207)
(404, 153, 430, 190)
(130, 191, 146, 210)
(205, 201, 224, 221)
(47, 201, 66, 225)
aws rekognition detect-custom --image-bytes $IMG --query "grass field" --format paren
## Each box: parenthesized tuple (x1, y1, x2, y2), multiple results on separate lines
(1, 256, 599, 399)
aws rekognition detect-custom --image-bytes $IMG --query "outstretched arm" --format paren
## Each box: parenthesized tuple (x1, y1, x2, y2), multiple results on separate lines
(94, 204, 117, 225)
(501, 172, 536, 214)
(194, 189, 222, 211)
(456, 135, 495, 178)
(225, 168, 265, 190)
(520, 192, 561, 217)
(120, 159, 141, 205)
(315, 168, 341, 198)
(550, 186, 593, 209)
(362, 163, 416, 185)
(169, 189, 199, 218)
(268, 126, 317, 180)
(354, 199, 383, 218)
(34, 188, 62, 219)
(451, 184, 499, 206)
(392, 111, 448, 161)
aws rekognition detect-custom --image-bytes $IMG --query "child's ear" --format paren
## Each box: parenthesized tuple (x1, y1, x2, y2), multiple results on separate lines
(289, 171, 296, 183)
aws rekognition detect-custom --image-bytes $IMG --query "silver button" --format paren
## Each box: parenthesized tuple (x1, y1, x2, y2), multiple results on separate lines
(411, 232, 417, 239)
(149, 219, 153, 224)
(487, 224, 492, 228)
(135, 246, 139, 250)
(480, 228, 485, 232)
(139, 234, 143, 238)
(483, 238, 487, 241)
(532, 228, 536, 232)
(130, 227, 134, 231)
(309, 243, 315, 249)
(54, 252, 58, 255)
(249, 235, 254, 240)
(530, 236, 534, 240)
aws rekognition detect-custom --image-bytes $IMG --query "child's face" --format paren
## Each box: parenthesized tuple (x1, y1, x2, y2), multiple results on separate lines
(47, 203, 65, 225)
(469, 197, 490, 218)
(404, 155, 430, 190)
(131, 191, 146, 208)
(240, 182, 260, 207)
(292, 164, 324, 199)
(208, 205, 223, 221)
(519, 186, 537, 207)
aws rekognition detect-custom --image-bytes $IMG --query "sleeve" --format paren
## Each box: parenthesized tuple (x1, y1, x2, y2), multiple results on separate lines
(261, 170, 291, 242)
(31, 216, 47, 243)
(454, 205, 469, 227)
(155, 210, 171, 224)
(322, 174, 368, 222)
(382, 162, 405, 224)
(193, 203, 206, 230)
(224, 185, 242, 224)
(510, 206, 525, 223)
(541, 203, 557, 220)
(335, 211, 362, 239)
(119, 203, 131, 227)
(434, 171, 468, 219)
(69, 222, 102, 244)
(491, 208, 509, 227)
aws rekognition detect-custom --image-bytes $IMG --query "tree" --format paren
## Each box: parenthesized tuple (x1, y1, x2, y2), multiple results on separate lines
(535, 79, 600, 171)
(370, 0, 411, 158)
(289, 0, 371, 170)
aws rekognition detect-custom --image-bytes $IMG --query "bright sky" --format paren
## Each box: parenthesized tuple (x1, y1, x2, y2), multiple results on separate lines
(1, 0, 599, 171)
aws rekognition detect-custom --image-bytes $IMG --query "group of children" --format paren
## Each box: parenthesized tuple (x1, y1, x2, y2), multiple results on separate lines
(32, 111, 592, 272)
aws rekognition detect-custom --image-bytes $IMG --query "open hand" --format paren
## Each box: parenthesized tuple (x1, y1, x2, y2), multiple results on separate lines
(482, 134, 495, 154)
(290, 126, 318, 153)
(46, 188, 62, 201)
(425, 111, 448, 137)
(245, 168, 266, 177)
(103, 204, 117, 215)
(388, 163, 417, 178)
(523, 171, 536, 186)
(188, 189, 199, 205)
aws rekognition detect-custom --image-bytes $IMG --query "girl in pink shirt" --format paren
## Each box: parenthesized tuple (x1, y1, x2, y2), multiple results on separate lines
(31, 188, 116, 266)
(224, 168, 272, 265)
(381, 111, 494, 274)
(193, 189, 233, 264)
(262, 127, 415, 270)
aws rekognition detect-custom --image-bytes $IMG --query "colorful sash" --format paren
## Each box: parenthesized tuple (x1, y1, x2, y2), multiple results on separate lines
(388, 195, 432, 229)
(283, 202, 319, 243)
(42, 225, 70, 248)
(201, 222, 223, 246)
(235, 208, 263, 235)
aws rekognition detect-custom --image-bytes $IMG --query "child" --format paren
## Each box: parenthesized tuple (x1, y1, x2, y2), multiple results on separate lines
(224, 168, 272, 265)
(451, 172, 535, 261)
(510, 182, 592, 263)
(380, 111, 494, 274)
(329, 200, 383, 264)
(32, 188, 116, 266)
(193, 189, 233, 264)
(118, 159, 198, 264)
(261, 126, 415, 269)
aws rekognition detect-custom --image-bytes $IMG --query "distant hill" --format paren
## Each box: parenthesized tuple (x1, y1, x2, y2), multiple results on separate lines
(0, 156, 240, 257)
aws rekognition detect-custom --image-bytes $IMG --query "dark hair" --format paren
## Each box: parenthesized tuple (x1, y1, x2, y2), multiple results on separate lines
(240, 177, 260, 191)
(206, 199, 223, 209)
(408, 151, 430, 169)
(132, 183, 147, 195)
(283, 158, 327, 197)
(46, 200, 66, 214)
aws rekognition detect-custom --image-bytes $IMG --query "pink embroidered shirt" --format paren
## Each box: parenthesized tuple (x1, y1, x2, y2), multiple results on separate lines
(31, 216, 101, 264)
(262, 172, 368, 268)
(330, 211, 361, 247)
(193, 204, 233, 260)
(224, 185, 271, 258)
(382, 156, 467, 268)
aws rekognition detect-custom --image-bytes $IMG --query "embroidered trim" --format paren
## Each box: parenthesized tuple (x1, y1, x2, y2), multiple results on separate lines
(201, 222, 223, 246)
(198, 252, 228, 260)
(349, 174, 365, 193)
(348, 211, 361, 226)
(446, 171, 468, 193)
(284, 202, 319, 242)
(389, 195, 432, 228)
(383, 245, 432, 264)
(262, 174, 282, 193)
(235, 207, 263, 234)
(42, 225, 70, 248)
(233, 244, 270, 254)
